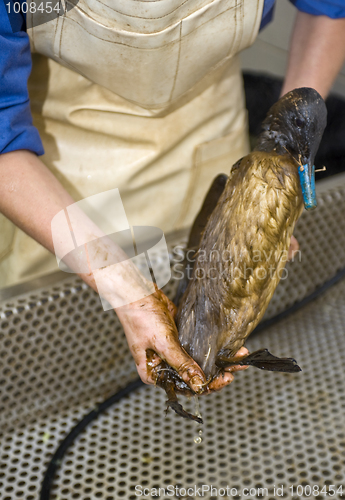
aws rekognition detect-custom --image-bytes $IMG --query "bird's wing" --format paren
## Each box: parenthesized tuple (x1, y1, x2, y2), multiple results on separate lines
(174, 159, 245, 306)
(173, 173, 228, 306)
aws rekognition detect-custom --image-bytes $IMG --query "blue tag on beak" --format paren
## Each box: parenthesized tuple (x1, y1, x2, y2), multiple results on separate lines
(298, 164, 316, 210)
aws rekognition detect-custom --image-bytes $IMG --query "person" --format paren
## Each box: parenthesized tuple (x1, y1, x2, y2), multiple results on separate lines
(1, 1, 345, 395)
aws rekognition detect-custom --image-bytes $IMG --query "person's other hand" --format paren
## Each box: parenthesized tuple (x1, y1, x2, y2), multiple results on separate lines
(202, 347, 249, 394)
(288, 235, 299, 260)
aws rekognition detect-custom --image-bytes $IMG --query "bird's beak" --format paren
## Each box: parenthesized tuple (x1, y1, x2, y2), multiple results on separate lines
(298, 163, 316, 210)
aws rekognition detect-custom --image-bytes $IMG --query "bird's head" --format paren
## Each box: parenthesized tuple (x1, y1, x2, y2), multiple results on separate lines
(256, 87, 327, 210)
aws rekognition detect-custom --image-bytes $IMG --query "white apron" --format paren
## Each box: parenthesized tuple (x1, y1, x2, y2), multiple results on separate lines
(0, 0, 264, 287)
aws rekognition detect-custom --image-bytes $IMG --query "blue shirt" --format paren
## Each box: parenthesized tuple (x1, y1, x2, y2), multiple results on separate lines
(261, 0, 345, 29)
(1, 0, 345, 156)
(0, 1, 43, 155)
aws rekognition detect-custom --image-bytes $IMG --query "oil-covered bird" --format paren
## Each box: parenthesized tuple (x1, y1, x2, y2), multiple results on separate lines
(157, 88, 327, 422)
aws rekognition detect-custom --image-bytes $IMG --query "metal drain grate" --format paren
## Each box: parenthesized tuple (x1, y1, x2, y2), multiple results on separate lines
(1, 279, 345, 500)
(1, 174, 345, 500)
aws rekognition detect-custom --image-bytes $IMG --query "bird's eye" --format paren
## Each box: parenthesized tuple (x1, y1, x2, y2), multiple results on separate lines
(294, 117, 305, 128)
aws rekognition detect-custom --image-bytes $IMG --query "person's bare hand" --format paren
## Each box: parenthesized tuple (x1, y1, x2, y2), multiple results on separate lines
(116, 288, 207, 393)
(116, 288, 246, 395)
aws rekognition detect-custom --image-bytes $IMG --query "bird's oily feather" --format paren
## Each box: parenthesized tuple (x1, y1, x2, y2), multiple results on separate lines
(176, 151, 304, 379)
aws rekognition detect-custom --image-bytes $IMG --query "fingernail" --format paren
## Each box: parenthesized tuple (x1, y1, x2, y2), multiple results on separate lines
(190, 375, 204, 394)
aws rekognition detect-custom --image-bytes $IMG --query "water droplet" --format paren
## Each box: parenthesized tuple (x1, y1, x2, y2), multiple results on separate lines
(194, 395, 202, 419)
(193, 396, 203, 443)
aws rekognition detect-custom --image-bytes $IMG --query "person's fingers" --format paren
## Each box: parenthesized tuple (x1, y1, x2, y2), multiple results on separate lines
(206, 346, 250, 392)
(136, 363, 158, 385)
(127, 319, 206, 392)
(139, 293, 206, 392)
(288, 235, 299, 261)
(206, 372, 235, 392)
(152, 333, 206, 393)
(225, 364, 249, 373)
(128, 344, 161, 385)
(223, 346, 249, 372)
(230, 346, 248, 359)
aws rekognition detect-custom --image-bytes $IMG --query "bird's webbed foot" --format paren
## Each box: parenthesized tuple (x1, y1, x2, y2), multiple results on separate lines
(156, 365, 203, 424)
(166, 397, 203, 424)
(216, 348, 301, 373)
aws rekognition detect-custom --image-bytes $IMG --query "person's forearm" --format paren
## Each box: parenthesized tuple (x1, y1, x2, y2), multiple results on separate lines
(282, 12, 345, 99)
(0, 150, 150, 300)
(0, 151, 100, 293)
(0, 150, 74, 253)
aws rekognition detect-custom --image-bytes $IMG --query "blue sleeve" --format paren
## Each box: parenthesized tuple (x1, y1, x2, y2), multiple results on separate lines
(0, 2, 44, 155)
(260, 0, 276, 30)
(289, 0, 345, 18)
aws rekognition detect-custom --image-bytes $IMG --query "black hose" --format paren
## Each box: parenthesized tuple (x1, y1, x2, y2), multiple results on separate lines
(40, 267, 345, 500)
(39, 378, 143, 500)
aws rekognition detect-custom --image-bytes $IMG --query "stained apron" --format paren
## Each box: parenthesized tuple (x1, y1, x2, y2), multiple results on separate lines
(0, 0, 264, 287)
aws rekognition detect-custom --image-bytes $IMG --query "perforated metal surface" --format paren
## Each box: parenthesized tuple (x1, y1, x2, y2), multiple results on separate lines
(1, 174, 345, 500)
